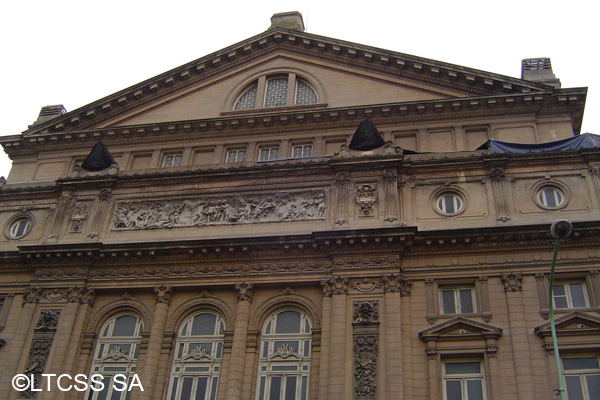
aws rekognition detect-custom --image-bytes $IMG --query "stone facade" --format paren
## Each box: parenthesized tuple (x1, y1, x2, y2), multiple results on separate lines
(0, 12, 598, 400)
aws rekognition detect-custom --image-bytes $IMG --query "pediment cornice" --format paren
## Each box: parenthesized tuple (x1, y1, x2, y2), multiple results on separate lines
(534, 311, 600, 338)
(18, 27, 568, 138)
(419, 316, 503, 342)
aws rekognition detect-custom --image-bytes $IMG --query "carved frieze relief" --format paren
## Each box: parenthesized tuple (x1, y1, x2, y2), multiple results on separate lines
(22, 286, 95, 306)
(349, 278, 383, 293)
(334, 255, 399, 269)
(111, 190, 326, 231)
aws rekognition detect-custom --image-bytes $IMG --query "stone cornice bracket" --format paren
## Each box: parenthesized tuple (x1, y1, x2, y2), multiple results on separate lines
(382, 274, 412, 296)
(154, 285, 173, 305)
(320, 276, 350, 296)
(235, 282, 254, 302)
(502, 273, 523, 292)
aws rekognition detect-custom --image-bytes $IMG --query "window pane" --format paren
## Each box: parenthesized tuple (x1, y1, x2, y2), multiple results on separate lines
(195, 377, 208, 400)
(459, 289, 474, 313)
(170, 378, 179, 400)
(269, 377, 282, 400)
(444, 195, 456, 213)
(96, 377, 111, 400)
(301, 376, 308, 400)
(259, 377, 266, 400)
(466, 379, 483, 400)
(181, 378, 193, 399)
(295, 80, 317, 105)
(265, 78, 288, 107)
(235, 84, 257, 110)
(564, 357, 599, 370)
(112, 315, 137, 337)
(543, 189, 557, 207)
(191, 313, 217, 336)
(569, 283, 587, 308)
(276, 311, 301, 333)
(585, 375, 600, 398)
(565, 376, 584, 400)
(442, 290, 456, 314)
(445, 362, 480, 375)
(285, 376, 297, 400)
(445, 380, 463, 400)
(210, 377, 218, 400)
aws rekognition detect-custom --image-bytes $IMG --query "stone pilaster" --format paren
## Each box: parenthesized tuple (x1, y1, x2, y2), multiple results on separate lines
(225, 283, 254, 400)
(138, 285, 172, 400)
(318, 279, 334, 399)
(382, 169, 400, 223)
(489, 168, 511, 222)
(383, 275, 404, 397)
(335, 172, 351, 225)
(323, 277, 349, 400)
(353, 301, 379, 400)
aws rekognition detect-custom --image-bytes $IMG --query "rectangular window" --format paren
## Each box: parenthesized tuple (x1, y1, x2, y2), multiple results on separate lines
(563, 356, 600, 400)
(443, 361, 486, 400)
(162, 154, 182, 168)
(259, 147, 279, 161)
(441, 288, 476, 314)
(553, 282, 589, 309)
(291, 145, 312, 159)
(226, 149, 246, 163)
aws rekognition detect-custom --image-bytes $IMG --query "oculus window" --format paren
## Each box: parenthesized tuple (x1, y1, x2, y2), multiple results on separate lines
(5, 215, 33, 240)
(436, 193, 464, 215)
(535, 185, 567, 209)
(234, 74, 318, 110)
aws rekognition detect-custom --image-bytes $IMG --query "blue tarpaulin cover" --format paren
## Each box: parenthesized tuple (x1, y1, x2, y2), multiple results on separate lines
(477, 133, 600, 153)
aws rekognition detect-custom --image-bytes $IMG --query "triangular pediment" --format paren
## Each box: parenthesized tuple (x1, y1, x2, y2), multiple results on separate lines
(21, 27, 556, 137)
(534, 311, 600, 338)
(419, 316, 503, 342)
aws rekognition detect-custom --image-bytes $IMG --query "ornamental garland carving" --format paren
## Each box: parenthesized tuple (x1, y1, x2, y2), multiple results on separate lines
(334, 255, 399, 269)
(89, 261, 332, 280)
(111, 190, 326, 231)
(382, 274, 413, 296)
(22, 287, 95, 306)
(321, 276, 350, 296)
(353, 301, 379, 400)
(353, 302, 379, 324)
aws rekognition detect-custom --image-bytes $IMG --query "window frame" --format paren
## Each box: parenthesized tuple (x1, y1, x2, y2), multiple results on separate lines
(4, 213, 34, 240)
(86, 313, 144, 400)
(162, 153, 183, 168)
(442, 359, 487, 400)
(225, 148, 247, 163)
(255, 309, 312, 400)
(291, 144, 313, 159)
(532, 181, 570, 211)
(232, 73, 319, 111)
(426, 278, 491, 324)
(562, 355, 600, 400)
(258, 146, 280, 162)
(166, 312, 225, 400)
(552, 281, 590, 309)
(440, 287, 477, 315)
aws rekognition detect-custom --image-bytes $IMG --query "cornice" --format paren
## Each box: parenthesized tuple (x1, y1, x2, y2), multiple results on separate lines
(16, 28, 561, 138)
(1, 90, 586, 158)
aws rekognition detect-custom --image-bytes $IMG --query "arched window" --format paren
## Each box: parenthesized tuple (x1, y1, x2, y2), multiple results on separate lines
(234, 75, 318, 110)
(88, 314, 143, 400)
(167, 312, 225, 400)
(256, 309, 312, 400)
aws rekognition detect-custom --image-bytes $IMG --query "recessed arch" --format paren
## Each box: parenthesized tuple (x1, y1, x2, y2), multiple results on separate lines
(166, 293, 235, 333)
(87, 295, 152, 336)
(250, 291, 321, 332)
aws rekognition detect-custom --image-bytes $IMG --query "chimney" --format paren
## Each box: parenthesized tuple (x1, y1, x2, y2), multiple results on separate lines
(521, 58, 561, 88)
(30, 105, 67, 127)
(269, 11, 305, 32)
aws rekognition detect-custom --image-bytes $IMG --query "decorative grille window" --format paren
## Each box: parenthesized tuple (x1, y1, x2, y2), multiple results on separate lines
(226, 149, 246, 163)
(7, 217, 32, 239)
(265, 78, 289, 107)
(87, 314, 143, 400)
(537, 186, 565, 208)
(291, 145, 312, 159)
(233, 75, 317, 110)
(163, 154, 182, 168)
(443, 361, 486, 400)
(259, 147, 280, 161)
(167, 313, 225, 400)
(562, 356, 600, 400)
(436, 193, 463, 215)
(256, 310, 312, 400)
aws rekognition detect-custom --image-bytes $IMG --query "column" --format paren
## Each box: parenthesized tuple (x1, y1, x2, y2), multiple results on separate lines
(138, 285, 172, 400)
(334, 173, 351, 225)
(323, 277, 348, 400)
(225, 282, 254, 400)
(318, 280, 333, 400)
(382, 169, 400, 223)
(489, 168, 511, 222)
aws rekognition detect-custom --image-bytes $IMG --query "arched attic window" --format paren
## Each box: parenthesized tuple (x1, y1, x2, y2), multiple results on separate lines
(234, 74, 318, 110)
(256, 309, 312, 400)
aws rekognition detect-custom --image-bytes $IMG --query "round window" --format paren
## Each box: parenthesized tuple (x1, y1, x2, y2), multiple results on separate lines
(7, 217, 32, 239)
(537, 186, 565, 209)
(436, 193, 464, 215)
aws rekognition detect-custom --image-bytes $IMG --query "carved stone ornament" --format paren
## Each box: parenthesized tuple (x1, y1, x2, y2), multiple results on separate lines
(356, 184, 377, 216)
(280, 286, 298, 296)
(271, 342, 300, 360)
(155, 285, 173, 304)
(354, 335, 378, 400)
(590, 164, 600, 176)
(335, 172, 350, 185)
(502, 273, 523, 292)
(184, 345, 213, 361)
(384, 215, 398, 223)
(350, 278, 383, 293)
(36, 309, 61, 330)
(235, 282, 254, 302)
(104, 345, 131, 361)
(426, 347, 438, 360)
(321, 276, 350, 296)
(34, 268, 88, 281)
(383, 169, 397, 183)
(487, 345, 498, 357)
(111, 190, 326, 231)
(353, 301, 379, 324)
(489, 169, 505, 181)
(70, 202, 90, 232)
(23, 287, 42, 305)
(99, 188, 112, 201)
(382, 274, 413, 296)
(66, 286, 96, 306)
(334, 255, 399, 269)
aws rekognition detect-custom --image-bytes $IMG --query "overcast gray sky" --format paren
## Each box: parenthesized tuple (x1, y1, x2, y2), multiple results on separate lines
(1, 0, 598, 179)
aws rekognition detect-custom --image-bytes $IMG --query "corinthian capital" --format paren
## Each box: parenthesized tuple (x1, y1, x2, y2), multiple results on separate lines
(154, 285, 173, 305)
(235, 282, 254, 302)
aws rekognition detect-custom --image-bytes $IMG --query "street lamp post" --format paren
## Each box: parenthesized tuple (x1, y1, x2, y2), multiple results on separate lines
(548, 219, 573, 400)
